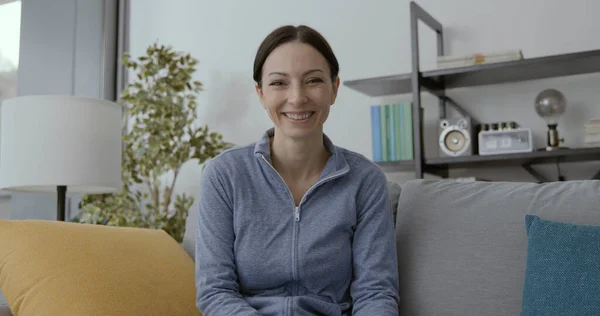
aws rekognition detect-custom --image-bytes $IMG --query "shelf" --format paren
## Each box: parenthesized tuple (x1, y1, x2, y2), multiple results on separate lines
(374, 147, 600, 172)
(375, 160, 415, 173)
(426, 147, 600, 168)
(344, 49, 600, 97)
(343, 74, 412, 97)
(361, 2, 600, 181)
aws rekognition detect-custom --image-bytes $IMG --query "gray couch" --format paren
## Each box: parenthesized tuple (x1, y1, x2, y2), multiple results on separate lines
(0, 294, 8, 316)
(394, 178, 600, 315)
(2, 178, 598, 315)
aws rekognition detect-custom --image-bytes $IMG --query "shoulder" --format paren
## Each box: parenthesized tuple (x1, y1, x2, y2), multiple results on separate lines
(336, 146, 387, 186)
(334, 147, 391, 218)
(201, 143, 256, 181)
(204, 142, 256, 170)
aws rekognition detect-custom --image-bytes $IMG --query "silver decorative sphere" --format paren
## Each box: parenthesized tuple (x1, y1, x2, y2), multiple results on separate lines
(534, 89, 566, 125)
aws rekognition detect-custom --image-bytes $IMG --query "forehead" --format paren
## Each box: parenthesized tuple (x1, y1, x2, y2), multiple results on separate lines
(262, 42, 330, 75)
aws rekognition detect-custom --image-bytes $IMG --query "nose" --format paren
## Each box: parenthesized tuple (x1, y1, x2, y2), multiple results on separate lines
(288, 83, 308, 106)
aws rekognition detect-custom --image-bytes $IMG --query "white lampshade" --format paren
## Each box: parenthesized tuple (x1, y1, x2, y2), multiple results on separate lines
(0, 95, 122, 194)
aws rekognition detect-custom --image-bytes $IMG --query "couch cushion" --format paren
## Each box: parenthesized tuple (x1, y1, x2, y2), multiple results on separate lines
(521, 215, 600, 315)
(0, 292, 8, 316)
(395, 179, 600, 316)
(0, 291, 9, 316)
(0, 220, 201, 316)
(387, 181, 402, 226)
(0, 305, 11, 316)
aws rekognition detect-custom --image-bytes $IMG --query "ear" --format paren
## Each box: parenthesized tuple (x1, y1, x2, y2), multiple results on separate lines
(255, 83, 265, 107)
(330, 76, 340, 105)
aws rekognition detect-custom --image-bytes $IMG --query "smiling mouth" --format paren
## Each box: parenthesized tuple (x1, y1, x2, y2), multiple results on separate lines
(283, 112, 315, 121)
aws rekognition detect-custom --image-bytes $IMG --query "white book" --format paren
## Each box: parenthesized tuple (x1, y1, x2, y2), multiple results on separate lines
(585, 134, 600, 143)
(437, 50, 523, 62)
(436, 50, 524, 69)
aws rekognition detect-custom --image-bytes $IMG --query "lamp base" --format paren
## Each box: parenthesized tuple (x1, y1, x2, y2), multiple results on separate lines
(57, 185, 66, 221)
(540, 123, 566, 151)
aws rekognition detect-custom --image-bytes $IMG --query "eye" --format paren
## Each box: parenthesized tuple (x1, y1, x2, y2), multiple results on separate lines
(269, 81, 286, 86)
(306, 78, 324, 84)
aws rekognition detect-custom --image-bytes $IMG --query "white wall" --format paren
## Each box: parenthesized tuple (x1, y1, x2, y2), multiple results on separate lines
(128, 0, 600, 204)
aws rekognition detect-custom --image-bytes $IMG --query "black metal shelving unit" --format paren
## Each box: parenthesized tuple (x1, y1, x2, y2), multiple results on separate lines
(343, 1, 600, 182)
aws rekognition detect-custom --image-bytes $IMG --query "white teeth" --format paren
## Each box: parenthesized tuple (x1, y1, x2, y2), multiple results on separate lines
(285, 112, 313, 120)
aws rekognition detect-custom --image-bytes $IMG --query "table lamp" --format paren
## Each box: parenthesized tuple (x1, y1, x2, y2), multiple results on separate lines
(534, 88, 568, 151)
(0, 95, 122, 221)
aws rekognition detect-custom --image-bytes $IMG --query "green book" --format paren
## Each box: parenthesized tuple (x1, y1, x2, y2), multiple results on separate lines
(385, 105, 392, 161)
(393, 103, 403, 161)
(403, 103, 414, 160)
(380, 105, 388, 161)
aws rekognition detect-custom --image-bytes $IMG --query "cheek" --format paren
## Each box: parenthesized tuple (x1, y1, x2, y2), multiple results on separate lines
(309, 87, 334, 105)
(262, 91, 283, 109)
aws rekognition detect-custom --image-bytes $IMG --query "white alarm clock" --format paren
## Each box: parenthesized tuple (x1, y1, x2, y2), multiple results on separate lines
(478, 128, 533, 155)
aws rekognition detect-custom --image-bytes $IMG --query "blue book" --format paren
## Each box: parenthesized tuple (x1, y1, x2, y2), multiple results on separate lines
(370, 105, 382, 162)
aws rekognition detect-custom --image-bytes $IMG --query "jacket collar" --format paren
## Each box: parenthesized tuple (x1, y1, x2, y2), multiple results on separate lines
(253, 128, 350, 179)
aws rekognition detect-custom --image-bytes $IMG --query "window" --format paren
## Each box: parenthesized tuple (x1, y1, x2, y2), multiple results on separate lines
(0, 0, 21, 102)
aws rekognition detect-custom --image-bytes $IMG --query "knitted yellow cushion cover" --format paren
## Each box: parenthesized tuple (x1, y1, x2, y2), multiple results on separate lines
(0, 220, 201, 316)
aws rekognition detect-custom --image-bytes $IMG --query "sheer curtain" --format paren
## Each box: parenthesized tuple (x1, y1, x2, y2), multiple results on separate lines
(0, 0, 20, 220)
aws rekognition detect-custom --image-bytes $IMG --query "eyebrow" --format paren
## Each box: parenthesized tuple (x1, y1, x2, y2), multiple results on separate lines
(268, 69, 324, 77)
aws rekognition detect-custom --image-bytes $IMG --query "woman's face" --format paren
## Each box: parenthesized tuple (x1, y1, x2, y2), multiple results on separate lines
(256, 42, 339, 141)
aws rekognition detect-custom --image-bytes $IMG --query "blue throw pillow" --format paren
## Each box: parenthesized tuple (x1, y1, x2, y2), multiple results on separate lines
(521, 215, 600, 315)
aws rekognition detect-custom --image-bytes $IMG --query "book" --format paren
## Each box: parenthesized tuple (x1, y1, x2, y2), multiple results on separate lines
(584, 118, 600, 147)
(436, 50, 524, 69)
(370, 103, 414, 162)
(370, 105, 382, 162)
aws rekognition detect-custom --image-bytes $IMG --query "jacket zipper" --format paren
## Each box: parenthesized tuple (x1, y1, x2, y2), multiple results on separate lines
(260, 155, 296, 212)
(260, 154, 349, 313)
(294, 171, 349, 220)
(260, 154, 349, 220)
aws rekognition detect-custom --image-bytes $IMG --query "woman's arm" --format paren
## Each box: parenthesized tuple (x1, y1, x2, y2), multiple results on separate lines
(195, 160, 261, 316)
(350, 168, 400, 315)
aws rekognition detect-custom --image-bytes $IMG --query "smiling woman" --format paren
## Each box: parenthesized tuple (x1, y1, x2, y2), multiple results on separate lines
(195, 25, 399, 316)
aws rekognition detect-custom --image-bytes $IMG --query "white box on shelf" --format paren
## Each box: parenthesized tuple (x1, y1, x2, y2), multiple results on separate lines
(478, 128, 533, 155)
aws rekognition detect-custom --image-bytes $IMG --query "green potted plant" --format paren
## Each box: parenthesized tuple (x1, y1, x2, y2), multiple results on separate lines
(75, 43, 233, 243)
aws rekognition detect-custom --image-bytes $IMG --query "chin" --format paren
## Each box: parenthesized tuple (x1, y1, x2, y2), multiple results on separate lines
(276, 124, 322, 140)
(281, 127, 318, 139)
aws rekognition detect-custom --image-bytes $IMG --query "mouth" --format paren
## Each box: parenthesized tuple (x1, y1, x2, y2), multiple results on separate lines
(283, 112, 315, 121)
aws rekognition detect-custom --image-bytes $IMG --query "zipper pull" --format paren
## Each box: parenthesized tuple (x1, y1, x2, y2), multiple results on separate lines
(294, 207, 300, 222)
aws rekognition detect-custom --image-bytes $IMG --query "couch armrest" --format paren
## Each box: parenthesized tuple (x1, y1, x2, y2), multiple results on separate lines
(0, 305, 11, 316)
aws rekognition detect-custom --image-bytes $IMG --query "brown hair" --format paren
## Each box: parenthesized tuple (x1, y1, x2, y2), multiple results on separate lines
(253, 25, 339, 88)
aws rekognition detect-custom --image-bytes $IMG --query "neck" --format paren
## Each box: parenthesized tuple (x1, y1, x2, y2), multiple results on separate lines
(270, 129, 330, 181)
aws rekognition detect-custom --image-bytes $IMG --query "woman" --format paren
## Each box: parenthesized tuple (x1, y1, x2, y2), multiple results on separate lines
(195, 25, 399, 316)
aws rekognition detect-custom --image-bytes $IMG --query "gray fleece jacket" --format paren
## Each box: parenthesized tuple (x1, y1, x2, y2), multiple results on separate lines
(195, 128, 399, 316)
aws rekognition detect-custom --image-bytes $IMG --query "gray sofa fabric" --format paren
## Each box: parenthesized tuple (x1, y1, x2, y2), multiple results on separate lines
(395, 179, 600, 316)
(0, 291, 7, 316)
(387, 181, 402, 225)
(0, 292, 9, 316)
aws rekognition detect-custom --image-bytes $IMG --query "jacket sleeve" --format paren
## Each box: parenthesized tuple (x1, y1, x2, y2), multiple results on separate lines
(350, 168, 400, 315)
(195, 160, 261, 316)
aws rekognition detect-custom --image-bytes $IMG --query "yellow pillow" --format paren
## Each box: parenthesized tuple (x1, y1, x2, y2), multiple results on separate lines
(0, 220, 201, 316)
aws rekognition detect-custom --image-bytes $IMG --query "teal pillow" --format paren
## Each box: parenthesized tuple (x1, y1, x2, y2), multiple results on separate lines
(521, 215, 600, 315)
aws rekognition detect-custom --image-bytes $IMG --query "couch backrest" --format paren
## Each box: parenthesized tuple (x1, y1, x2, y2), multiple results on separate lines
(394, 179, 600, 315)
